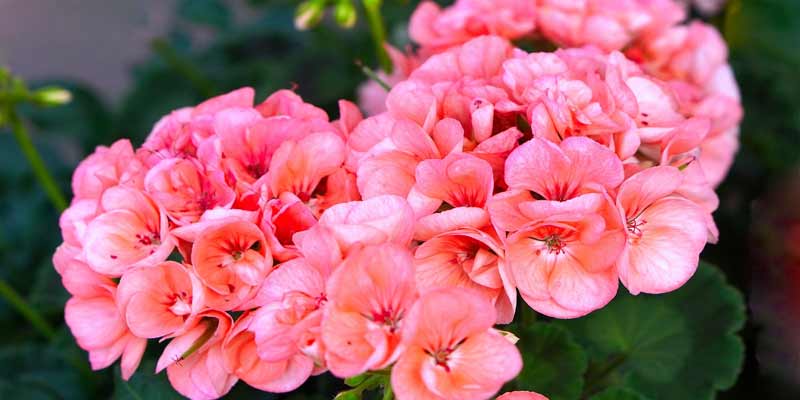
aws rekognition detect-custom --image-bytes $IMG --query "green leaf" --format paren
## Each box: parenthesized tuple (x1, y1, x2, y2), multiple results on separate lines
(557, 262, 745, 400)
(178, 0, 232, 30)
(508, 323, 588, 400)
(114, 359, 182, 400)
(589, 387, 650, 400)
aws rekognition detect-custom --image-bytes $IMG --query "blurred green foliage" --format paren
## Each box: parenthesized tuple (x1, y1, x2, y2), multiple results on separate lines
(0, 0, 797, 398)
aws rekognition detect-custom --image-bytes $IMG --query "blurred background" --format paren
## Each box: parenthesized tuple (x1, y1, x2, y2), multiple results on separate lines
(0, 0, 798, 398)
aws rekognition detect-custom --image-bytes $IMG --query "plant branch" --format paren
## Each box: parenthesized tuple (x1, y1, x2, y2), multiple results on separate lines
(362, 0, 392, 73)
(0, 278, 57, 340)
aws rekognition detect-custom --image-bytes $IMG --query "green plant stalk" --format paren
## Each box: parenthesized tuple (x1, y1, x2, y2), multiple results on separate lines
(0, 278, 57, 340)
(8, 110, 68, 211)
(362, 0, 392, 73)
(151, 39, 217, 98)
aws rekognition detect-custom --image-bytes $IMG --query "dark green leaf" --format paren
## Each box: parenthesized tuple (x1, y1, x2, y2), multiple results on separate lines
(557, 263, 745, 400)
(509, 323, 588, 400)
(589, 387, 651, 400)
(114, 359, 183, 400)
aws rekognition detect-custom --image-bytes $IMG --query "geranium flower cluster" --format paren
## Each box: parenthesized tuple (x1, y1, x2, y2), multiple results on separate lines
(53, 1, 740, 400)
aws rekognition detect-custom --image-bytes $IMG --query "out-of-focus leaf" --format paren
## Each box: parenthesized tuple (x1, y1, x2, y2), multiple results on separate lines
(113, 359, 182, 400)
(557, 263, 745, 400)
(589, 387, 651, 400)
(507, 323, 588, 400)
(178, 0, 232, 30)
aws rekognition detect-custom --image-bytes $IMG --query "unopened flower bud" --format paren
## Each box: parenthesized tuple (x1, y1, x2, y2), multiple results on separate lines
(295, 0, 327, 30)
(33, 86, 72, 107)
(334, 0, 357, 28)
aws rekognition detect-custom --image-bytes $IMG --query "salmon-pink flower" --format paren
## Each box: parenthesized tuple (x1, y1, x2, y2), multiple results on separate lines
(250, 258, 327, 373)
(413, 153, 494, 239)
(190, 219, 272, 310)
(391, 287, 522, 400)
(256, 89, 329, 120)
(536, 0, 684, 52)
(489, 137, 626, 318)
(223, 312, 315, 393)
(267, 131, 346, 200)
(410, 0, 536, 52)
(64, 287, 147, 380)
(54, 244, 115, 298)
(84, 186, 175, 276)
(116, 261, 205, 338)
(615, 166, 708, 295)
(59, 199, 98, 247)
(322, 244, 418, 377)
(71, 139, 144, 200)
(498, 391, 550, 400)
(158, 311, 237, 400)
(259, 192, 318, 261)
(145, 157, 235, 225)
(315, 195, 415, 253)
(414, 228, 516, 324)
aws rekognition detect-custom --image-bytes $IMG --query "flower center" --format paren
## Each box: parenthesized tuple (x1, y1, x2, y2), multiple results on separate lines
(627, 217, 647, 238)
(425, 337, 467, 373)
(544, 234, 566, 254)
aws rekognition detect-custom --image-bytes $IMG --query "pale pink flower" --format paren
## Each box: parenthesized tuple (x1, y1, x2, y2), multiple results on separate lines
(498, 391, 550, 400)
(413, 153, 494, 239)
(144, 157, 235, 226)
(116, 261, 205, 338)
(358, 46, 427, 116)
(158, 311, 237, 400)
(410, 0, 536, 52)
(189, 219, 272, 310)
(391, 287, 522, 400)
(64, 285, 146, 380)
(489, 137, 626, 317)
(83, 186, 175, 277)
(249, 257, 327, 374)
(71, 139, 144, 201)
(313, 195, 415, 253)
(322, 244, 418, 377)
(54, 244, 115, 298)
(223, 312, 315, 393)
(59, 199, 98, 247)
(537, 0, 685, 51)
(615, 166, 708, 294)
(414, 227, 516, 324)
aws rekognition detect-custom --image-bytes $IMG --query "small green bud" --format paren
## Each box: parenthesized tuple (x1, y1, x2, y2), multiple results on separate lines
(334, 0, 357, 28)
(295, 0, 327, 30)
(32, 86, 72, 107)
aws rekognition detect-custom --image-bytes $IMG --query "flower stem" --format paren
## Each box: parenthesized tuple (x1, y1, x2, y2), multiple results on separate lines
(362, 0, 392, 73)
(7, 109, 68, 212)
(0, 278, 57, 340)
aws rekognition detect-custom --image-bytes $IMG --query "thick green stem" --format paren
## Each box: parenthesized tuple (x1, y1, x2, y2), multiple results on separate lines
(8, 110, 67, 212)
(0, 278, 57, 340)
(362, 0, 392, 73)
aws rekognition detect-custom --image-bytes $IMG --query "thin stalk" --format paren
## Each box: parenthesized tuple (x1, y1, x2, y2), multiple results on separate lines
(0, 278, 57, 340)
(362, 0, 392, 73)
(356, 60, 391, 91)
(8, 110, 67, 211)
(151, 39, 217, 98)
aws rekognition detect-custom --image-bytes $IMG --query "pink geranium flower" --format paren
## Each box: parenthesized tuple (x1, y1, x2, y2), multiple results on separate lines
(158, 311, 237, 400)
(250, 258, 328, 374)
(490, 137, 626, 317)
(391, 287, 522, 400)
(615, 166, 708, 294)
(83, 186, 175, 277)
(322, 244, 418, 377)
(71, 139, 145, 201)
(223, 312, 315, 393)
(498, 391, 550, 400)
(189, 219, 272, 310)
(116, 261, 205, 338)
